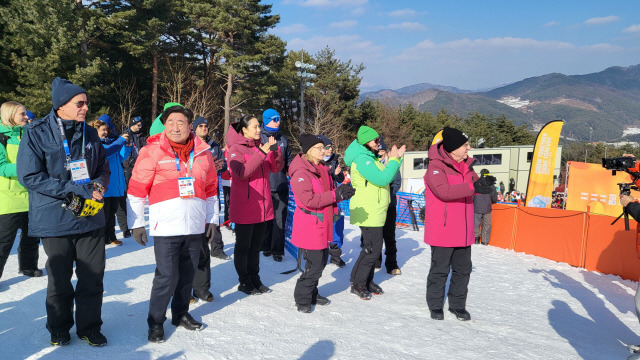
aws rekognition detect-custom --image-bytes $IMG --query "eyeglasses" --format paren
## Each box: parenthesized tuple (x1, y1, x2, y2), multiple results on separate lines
(74, 101, 89, 108)
(269, 116, 281, 123)
(325, 145, 332, 150)
(311, 145, 325, 151)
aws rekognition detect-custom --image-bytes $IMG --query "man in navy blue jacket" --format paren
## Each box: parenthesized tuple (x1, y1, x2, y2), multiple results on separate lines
(17, 78, 110, 347)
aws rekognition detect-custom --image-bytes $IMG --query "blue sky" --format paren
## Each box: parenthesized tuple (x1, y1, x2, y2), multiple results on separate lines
(269, 0, 640, 92)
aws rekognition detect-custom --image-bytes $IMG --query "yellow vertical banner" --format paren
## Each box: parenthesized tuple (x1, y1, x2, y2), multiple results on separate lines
(526, 120, 564, 208)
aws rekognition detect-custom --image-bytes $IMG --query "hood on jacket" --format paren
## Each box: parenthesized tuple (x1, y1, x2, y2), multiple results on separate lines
(344, 139, 375, 167)
(226, 123, 258, 148)
(289, 153, 321, 179)
(0, 123, 22, 137)
(98, 114, 117, 136)
(427, 141, 475, 172)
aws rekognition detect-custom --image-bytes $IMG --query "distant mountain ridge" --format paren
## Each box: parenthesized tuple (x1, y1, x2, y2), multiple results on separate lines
(361, 64, 640, 141)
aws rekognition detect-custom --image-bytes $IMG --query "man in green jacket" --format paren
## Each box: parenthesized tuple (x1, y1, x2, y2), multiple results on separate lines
(344, 126, 405, 299)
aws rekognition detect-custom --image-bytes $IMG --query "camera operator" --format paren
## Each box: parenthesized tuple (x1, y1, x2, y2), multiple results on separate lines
(615, 154, 640, 358)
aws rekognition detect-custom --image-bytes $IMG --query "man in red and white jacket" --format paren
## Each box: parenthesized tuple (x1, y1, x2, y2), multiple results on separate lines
(126, 106, 219, 343)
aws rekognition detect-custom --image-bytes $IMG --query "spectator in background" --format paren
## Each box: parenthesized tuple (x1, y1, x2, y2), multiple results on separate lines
(127, 106, 218, 342)
(260, 109, 293, 262)
(0, 101, 42, 280)
(122, 116, 147, 187)
(377, 137, 402, 275)
(193, 116, 229, 261)
(26, 110, 36, 123)
(499, 181, 505, 197)
(221, 144, 232, 226)
(94, 116, 131, 245)
(227, 115, 283, 295)
(17, 78, 110, 346)
(317, 134, 346, 268)
(473, 169, 498, 245)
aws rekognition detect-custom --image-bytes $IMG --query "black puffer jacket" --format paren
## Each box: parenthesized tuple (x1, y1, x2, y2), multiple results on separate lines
(260, 125, 293, 193)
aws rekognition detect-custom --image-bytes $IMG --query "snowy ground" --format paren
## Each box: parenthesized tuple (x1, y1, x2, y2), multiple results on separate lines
(1, 220, 640, 360)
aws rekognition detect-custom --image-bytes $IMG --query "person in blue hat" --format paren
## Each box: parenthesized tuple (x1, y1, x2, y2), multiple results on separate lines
(25, 110, 36, 123)
(259, 109, 293, 262)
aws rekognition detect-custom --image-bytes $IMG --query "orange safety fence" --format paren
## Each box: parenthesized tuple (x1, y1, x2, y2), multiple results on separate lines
(489, 203, 640, 281)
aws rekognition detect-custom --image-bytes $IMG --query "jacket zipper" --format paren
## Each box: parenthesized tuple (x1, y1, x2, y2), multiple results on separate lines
(443, 203, 447, 227)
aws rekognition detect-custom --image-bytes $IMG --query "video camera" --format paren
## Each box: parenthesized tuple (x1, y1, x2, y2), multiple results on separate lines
(602, 156, 640, 230)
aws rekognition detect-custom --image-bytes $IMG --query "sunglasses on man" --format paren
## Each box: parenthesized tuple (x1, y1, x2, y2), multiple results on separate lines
(74, 101, 90, 108)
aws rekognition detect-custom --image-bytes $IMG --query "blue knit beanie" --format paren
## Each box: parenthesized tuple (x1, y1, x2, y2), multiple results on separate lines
(51, 77, 86, 110)
(262, 109, 281, 131)
(193, 116, 208, 128)
(26, 111, 36, 120)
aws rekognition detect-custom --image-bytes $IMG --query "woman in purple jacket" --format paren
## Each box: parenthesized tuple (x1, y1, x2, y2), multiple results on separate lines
(289, 134, 355, 313)
(423, 127, 494, 321)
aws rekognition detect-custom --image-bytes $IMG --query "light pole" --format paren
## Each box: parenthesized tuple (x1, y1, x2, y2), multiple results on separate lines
(295, 53, 316, 131)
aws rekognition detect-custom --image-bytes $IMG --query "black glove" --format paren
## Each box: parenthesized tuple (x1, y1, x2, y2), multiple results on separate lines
(205, 223, 217, 244)
(335, 185, 356, 201)
(473, 178, 493, 194)
(270, 143, 278, 152)
(132, 227, 148, 246)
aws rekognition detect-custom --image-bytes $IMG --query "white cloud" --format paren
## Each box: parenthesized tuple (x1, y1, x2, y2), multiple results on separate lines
(282, 0, 368, 8)
(351, 6, 366, 16)
(584, 15, 620, 25)
(388, 8, 423, 18)
(286, 34, 384, 64)
(543, 21, 560, 27)
(378, 22, 427, 31)
(623, 24, 640, 33)
(274, 23, 309, 35)
(329, 20, 358, 29)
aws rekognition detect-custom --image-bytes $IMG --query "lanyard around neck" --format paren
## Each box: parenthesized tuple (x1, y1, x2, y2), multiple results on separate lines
(55, 117, 85, 167)
(175, 149, 194, 177)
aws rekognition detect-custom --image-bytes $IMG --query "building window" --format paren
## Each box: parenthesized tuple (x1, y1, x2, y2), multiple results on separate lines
(527, 152, 533, 163)
(413, 158, 429, 170)
(475, 154, 502, 165)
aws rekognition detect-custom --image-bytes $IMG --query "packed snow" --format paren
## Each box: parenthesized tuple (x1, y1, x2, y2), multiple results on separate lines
(1, 220, 639, 360)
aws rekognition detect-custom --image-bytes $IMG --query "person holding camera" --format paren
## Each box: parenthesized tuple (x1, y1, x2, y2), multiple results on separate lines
(424, 127, 495, 321)
(93, 116, 132, 245)
(127, 106, 219, 342)
(17, 78, 110, 347)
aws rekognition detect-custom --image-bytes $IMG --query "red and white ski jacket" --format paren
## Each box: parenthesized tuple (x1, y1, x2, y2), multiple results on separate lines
(127, 132, 219, 236)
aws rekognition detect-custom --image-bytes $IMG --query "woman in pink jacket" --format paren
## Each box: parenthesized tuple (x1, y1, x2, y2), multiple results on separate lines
(289, 134, 355, 313)
(226, 115, 284, 295)
(423, 127, 494, 321)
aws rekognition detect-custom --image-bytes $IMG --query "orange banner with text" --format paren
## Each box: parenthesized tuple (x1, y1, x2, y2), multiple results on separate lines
(565, 161, 640, 217)
(525, 120, 564, 208)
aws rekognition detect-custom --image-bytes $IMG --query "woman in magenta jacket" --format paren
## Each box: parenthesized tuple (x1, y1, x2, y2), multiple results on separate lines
(227, 115, 283, 295)
(289, 134, 355, 313)
(423, 127, 494, 321)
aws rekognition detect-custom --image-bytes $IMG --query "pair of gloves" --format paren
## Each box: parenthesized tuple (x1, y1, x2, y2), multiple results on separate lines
(131, 222, 219, 246)
(473, 175, 497, 194)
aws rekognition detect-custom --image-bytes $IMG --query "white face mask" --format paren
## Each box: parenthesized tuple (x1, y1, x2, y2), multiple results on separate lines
(323, 155, 331, 162)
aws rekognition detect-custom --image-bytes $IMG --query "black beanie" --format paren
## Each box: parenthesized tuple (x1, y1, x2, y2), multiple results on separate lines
(299, 133, 323, 154)
(442, 127, 469, 153)
(129, 116, 142, 127)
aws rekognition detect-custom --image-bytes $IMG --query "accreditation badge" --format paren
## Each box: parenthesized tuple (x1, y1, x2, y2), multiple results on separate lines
(178, 177, 196, 198)
(70, 159, 91, 184)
